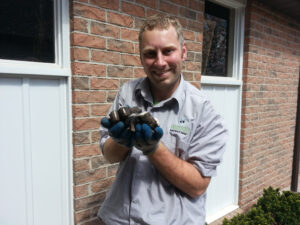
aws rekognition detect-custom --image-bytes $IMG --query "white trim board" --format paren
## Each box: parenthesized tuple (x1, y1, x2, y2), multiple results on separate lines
(206, 205, 240, 224)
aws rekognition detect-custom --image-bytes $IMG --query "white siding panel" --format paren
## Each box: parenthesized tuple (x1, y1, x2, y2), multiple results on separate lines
(0, 77, 70, 225)
(0, 78, 28, 225)
(201, 85, 240, 218)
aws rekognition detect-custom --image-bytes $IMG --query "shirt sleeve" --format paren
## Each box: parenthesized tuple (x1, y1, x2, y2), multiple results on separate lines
(186, 100, 228, 177)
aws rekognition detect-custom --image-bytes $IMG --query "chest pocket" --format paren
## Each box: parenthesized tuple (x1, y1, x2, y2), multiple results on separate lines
(161, 134, 190, 160)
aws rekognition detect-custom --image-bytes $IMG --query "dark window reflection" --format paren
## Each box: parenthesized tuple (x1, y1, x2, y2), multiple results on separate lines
(202, 1, 230, 76)
(0, 0, 55, 63)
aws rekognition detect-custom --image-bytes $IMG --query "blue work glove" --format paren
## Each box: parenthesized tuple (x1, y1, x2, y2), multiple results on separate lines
(101, 117, 134, 148)
(134, 123, 163, 155)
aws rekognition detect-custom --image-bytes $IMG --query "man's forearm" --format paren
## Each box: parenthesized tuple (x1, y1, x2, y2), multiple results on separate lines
(102, 138, 131, 163)
(148, 142, 211, 198)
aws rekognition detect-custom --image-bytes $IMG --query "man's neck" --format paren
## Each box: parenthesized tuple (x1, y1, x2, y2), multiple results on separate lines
(149, 76, 181, 103)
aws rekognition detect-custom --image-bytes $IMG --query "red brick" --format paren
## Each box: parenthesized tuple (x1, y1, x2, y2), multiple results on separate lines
(121, 28, 139, 41)
(91, 177, 115, 193)
(107, 91, 117, 102)
(72, 77, 89, 90)
(134, 68, 146, 78)
(73, 91, 106, 104)
(91, 104, 111, 116)
(91, 22, 120, 38)
(74, 184, 90, 198)
(185, 61, 201, 71)
(72, 62, 105, 76)
(91, 156, 108, 169)
(107, 39, 134, 53)
(188, 20, 203, 32)
(121, 54, 141, 66)
(183, 30, 195, 41)
(180, 8, 197, 20)
(73, 132, 90, 145)
(146, 9, 166, 18)
(108, 164, 118, 176)
(189, 0, 204, 12)
(91, 50, 120, 64)
(72, 48, 89, 61)
(74, 193, 106, 211)
(122, 2, 145, 18)
(74, 159, 90, 172)
(159, 1, 179, 15)
(80, 217, 104, 225)
(186, 41, 202, 52)
(182, 72, 193, 80)
(74, 144, 100, 158)
(107, 65, 134, 78)
(196, 33, 203, 42)
(90, 0, 119, 10)
(107, 12, 134, 27)
(73, 105, 90, 117)
(74, 209, 91, 224)
(172, 0, 188, 7)
(90, 78, 119, 90)
(134, 43, 140, 54)
(136, 0, 157, 8)
(73, 3, 105, 21)
(91, 130, 100, 143)
(74, 118, 100, 131)
(72, 33, 105, 49)
(75, 168, 107, 184)
(72, 17, 89, 32)
(194, 72, 201, 81)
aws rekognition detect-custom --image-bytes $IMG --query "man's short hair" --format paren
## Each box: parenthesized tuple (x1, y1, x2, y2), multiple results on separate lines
(138, 14, 185, 49)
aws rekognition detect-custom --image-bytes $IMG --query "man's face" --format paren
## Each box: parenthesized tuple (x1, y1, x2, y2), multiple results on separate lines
(140, 26, 187, 94)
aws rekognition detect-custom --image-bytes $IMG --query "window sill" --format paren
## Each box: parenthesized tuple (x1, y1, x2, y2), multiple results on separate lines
(0, 60, 70, 77)
(201, 76, 242, 86)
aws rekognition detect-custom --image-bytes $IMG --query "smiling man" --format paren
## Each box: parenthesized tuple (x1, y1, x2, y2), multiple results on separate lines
(98, 14, 228, 225)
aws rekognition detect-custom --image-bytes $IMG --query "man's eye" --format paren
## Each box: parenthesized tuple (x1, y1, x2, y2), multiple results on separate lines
(144, 52, 156, 58)
(163, 49, 174, 55)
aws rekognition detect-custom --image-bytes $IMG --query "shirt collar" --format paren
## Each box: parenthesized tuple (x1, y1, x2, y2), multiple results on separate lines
(135, 75, 186, 109)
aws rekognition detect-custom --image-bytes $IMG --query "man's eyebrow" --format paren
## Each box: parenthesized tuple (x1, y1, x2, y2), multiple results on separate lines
(142, 47, 155, 52)
(142, 44, 177, 52)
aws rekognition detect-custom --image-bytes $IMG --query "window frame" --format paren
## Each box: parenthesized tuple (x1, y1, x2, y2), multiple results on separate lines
(201, 0, 245, 86)
(0, 0, 70, 77)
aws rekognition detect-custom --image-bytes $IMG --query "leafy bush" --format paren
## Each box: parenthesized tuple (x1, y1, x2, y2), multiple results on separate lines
(222, 187, 300, 225)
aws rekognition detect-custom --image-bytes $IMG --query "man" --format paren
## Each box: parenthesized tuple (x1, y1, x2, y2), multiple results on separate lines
(98, 14, 228, 225)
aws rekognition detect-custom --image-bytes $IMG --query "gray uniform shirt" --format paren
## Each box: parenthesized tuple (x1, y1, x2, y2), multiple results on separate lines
(98, 76, 228, 225)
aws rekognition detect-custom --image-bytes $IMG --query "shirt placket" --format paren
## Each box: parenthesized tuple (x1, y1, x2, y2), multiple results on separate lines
(129, 154, 144, 224)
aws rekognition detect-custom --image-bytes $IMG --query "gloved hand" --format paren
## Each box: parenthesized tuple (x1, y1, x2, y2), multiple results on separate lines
(101, 117, 135, 148)
(134, 123, 163, 155)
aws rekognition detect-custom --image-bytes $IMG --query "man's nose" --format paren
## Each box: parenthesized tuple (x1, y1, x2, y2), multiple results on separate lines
(154, 52, 167, 67)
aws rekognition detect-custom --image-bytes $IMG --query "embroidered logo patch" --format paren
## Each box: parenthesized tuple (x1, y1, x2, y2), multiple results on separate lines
(170, 117, 190, 135)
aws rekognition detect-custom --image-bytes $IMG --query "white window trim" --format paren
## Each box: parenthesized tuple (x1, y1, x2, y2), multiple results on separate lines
(202, 1, 246, 223)
(201, 0, 246, 86)
(0, 0, 71, 77)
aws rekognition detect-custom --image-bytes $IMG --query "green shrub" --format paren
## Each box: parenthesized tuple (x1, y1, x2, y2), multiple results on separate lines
(222, 187, 300, 225)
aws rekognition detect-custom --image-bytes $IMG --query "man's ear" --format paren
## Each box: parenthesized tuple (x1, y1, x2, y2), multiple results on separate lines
(181, 42, 187, 61)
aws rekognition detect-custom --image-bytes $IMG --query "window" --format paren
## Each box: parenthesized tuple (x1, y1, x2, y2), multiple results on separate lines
(0, 0, 55, 63)
(202, 1, 234, 77)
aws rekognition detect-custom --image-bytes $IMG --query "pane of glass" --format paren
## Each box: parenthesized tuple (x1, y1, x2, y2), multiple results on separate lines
(202, 1, 230, 76)
(0, 0, 55, 63)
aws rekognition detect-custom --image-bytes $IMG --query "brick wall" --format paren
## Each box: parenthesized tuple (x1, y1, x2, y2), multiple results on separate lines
(70, 1, 204, 224)
(240, 0, 300, 210)
(70, 0, 300, 224)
